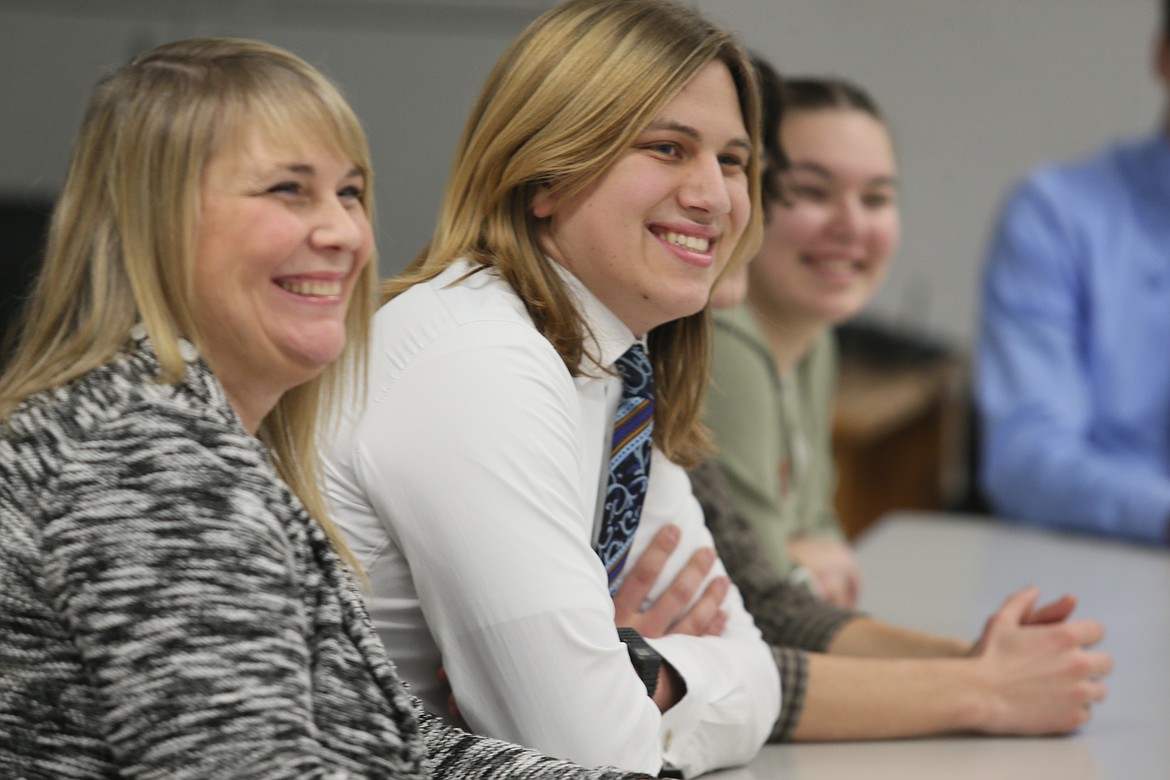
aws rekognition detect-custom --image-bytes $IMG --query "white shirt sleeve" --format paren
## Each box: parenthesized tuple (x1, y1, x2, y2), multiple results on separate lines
(630, 453, 780, 776)
(345, 308, 777, 777)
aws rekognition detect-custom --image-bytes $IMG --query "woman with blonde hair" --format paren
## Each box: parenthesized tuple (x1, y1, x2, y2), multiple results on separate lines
(0, 36, 648, 780)
(325, 0, 778, 776)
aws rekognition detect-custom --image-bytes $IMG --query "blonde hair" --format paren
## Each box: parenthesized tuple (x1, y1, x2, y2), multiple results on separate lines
(0, 37, 377, 564)
(384, 0, 763, 466)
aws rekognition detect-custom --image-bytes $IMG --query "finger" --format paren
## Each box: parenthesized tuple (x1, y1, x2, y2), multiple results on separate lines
(828, 585, 853, 609)
(992, 585, 1041, 626)
(1082, 648, 1114, 677)
(1094, 650, 1115, 678)
(634, 547, 716, 637)
(1024, 593, 1077, 625)
(669, 576, 730, 636)
(1080, 678, 1108, 708)
(1062, 618, 1106, 648)
(613, 524, 681, 620)
(1079, 678, 1109, 711)
(820, 580, 847, 608)
(1090, 678, 1109, 704)
(974, 586, 1040, 651)
(817, 570, 852, 609)
(641, 549, 720, 636)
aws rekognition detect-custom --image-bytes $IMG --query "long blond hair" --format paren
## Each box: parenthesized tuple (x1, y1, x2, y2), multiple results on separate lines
(383, 0, 763, 467)
(0, 37, 377, 563)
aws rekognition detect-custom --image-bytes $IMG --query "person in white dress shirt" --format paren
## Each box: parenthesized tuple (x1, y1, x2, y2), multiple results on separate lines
(323, 1, 778, 777)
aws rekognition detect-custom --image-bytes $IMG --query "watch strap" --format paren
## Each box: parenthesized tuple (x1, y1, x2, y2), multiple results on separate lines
(617, 626, 660, 698)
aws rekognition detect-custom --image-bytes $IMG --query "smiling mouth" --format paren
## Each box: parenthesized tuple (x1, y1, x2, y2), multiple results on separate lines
(802, 252, 867, 271)
(277, 279, 343, 297)
(656, 229, 712, 254)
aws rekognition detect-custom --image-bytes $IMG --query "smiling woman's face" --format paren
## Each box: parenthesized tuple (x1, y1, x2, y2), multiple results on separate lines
(749, 108, 899, 327)
(191, 125, 373, 430)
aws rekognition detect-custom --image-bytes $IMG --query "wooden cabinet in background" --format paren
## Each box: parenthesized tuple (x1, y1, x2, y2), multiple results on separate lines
(831, 353, 968, 540)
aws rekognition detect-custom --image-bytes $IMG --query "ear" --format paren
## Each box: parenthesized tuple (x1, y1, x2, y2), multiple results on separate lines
(531, 183, 556, 219)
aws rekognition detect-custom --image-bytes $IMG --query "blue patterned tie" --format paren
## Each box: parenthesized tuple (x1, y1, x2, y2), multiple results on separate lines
(596, 344, 655, 595)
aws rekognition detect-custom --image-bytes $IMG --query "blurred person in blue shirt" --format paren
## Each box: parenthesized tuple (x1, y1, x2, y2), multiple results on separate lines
(976, 0, 1170, 545)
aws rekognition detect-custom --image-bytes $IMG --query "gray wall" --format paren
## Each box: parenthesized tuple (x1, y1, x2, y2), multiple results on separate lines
(0, 0, 551, 274)
(2, 0, 1163, 347)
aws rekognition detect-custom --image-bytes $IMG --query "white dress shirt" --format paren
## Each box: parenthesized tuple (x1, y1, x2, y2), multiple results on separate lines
(324, 260, 779, 777)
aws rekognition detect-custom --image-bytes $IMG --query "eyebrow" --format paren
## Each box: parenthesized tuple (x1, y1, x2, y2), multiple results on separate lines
(643, 119, 754, 157)
(789, 160, 898, 188)
(274, 162, 365, 180)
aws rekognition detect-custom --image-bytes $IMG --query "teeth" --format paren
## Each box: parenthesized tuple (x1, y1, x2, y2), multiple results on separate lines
(279, 279, 342, 297)
(818, 259, 860, 273)
(662, 231, 711, 253)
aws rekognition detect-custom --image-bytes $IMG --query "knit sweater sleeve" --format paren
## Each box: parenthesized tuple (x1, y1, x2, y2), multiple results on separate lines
(418, 710, 650, 779)
(687, 460, 860, 742)
(40, 399, 359, 779)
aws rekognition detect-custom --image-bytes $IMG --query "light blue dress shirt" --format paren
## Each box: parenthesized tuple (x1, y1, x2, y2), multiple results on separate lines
(977, 130, 1170, 544)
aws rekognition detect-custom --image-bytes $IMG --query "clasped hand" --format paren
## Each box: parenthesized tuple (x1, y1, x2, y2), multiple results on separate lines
(969, 585, 1113, 734)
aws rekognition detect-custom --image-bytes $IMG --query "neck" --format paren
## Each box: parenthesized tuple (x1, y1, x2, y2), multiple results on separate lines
(221, 383, 278, 435)
(745, 289, 825, 375)
(203, 355, 284, 435)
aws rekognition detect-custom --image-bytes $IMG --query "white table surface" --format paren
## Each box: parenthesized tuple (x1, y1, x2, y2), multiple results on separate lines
(707, 511, 1170, 780)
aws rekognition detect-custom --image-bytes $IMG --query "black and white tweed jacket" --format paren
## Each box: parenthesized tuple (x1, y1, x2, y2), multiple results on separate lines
(0, 334, 643, 780)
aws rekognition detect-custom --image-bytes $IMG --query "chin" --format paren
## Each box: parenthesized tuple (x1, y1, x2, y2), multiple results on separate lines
(641, 291, 705, 331)
(668, 300, 710, 326)
(823, 305, 865, 327)
(685, 282, 719, 315)
(286, 335, 348, 375)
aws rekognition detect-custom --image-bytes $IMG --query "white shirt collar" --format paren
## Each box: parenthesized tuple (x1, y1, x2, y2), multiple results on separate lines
(549, 259, 642, 372)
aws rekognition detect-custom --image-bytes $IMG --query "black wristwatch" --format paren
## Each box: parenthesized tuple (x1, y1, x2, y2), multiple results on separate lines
(617, 626, 661, 698)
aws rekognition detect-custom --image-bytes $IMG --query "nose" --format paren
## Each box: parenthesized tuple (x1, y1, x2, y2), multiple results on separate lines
(678, 155, 732, 216)
(311, 196, 366, 254)
(827, 196, 864, 242)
